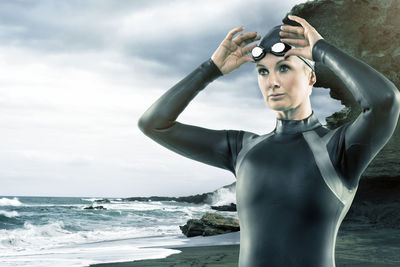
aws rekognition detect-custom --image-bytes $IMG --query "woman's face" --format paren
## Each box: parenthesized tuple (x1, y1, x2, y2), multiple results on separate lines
(256, 53, 316, 112)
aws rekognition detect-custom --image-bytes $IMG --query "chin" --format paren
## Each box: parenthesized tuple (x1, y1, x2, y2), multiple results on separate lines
(266, 102, 288, 111)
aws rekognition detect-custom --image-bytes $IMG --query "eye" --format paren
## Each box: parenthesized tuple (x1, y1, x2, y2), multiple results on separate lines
(279, 64, 290, 72)
(257, 68, 268, 76)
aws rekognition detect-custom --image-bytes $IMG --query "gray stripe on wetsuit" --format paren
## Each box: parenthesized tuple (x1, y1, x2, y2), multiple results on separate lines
(303, 129, 354, 205)
(235, 132, 275, 175)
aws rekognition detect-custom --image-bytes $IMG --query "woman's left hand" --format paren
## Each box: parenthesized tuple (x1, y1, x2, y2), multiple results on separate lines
(279, 14, 323, 61)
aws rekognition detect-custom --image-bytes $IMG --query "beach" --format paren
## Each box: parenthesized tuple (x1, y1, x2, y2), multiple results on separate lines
(90, 242, 400, 267)
(2, 180, 400, 267)
(0, 196, 239, 267)
(91, 245, 239, 267)
(90, 225, 400, 267)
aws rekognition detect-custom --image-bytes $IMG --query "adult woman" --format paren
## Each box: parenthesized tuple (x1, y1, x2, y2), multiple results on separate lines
(138, 15, 400, 267)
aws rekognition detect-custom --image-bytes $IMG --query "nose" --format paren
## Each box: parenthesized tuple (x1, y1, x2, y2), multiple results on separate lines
(267, 72, 280, 90)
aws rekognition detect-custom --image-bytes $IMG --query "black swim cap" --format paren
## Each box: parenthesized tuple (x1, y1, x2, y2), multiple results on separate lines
(252, 24, 315, 71)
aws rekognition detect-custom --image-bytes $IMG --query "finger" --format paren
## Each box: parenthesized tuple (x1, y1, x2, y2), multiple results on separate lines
(279, 30, 300, 38)
(239, 34, 261, 48)
(280, 37, 308, 47)
(288, 14, 312, 29)
(233, 31, 258, 46)
(225, 26, 244, 40)
(280, 25, 304, 35)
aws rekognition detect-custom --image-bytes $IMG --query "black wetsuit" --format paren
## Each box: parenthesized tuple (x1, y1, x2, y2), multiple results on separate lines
(138, 39, 400, 267)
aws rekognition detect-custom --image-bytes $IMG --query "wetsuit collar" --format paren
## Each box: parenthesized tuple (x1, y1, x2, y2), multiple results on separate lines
(274, 110, 321, 134)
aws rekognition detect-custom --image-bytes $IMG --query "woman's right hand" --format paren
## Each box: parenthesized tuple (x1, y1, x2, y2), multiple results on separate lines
(211, 27, 260, 75)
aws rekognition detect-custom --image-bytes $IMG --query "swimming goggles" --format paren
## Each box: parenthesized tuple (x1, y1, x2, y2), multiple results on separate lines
(251, 42, 291, 60)
(251, 42, 315, 71)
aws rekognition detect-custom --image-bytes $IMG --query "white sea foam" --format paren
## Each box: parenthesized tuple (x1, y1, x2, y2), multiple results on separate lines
(0, 220, 182, 252)
(210, 186, 236, 206)
(97, 201, 211, 220)
(0, 220, 185, 267)
(81, 198, 96, 202)
(0, 237, 183, 267)
(0, 197, 239, 267)
(0, 210, 19, 218)
(81, 198, 101, 202)
(0, 198, 22, 207)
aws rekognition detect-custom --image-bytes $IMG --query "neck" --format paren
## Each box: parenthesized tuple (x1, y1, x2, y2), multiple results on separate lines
(274, 110, 321, 134)
(275, 102, 312, 120)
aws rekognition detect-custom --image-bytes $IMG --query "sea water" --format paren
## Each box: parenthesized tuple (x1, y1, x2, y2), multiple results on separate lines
(0, 190, 237, 267)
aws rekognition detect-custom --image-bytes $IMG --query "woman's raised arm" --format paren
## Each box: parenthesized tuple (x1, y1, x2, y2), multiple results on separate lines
(312, 38, 400, 186)
(281, 14, 400, 188)
(137, 27, 260, 176)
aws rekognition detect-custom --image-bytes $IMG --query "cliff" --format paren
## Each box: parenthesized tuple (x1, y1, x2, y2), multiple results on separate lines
(284, 0, 400, 178)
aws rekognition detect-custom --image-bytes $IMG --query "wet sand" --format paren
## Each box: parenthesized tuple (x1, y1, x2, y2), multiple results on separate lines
(90, 225, 400, 267)
(91, 245, 239, 267)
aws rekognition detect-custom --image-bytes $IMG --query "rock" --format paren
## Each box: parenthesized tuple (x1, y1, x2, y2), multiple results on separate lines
(84, 205, 107, 210)
(180, 213, 240, 237)
(343, 176, 400, 229)
(211, 203, 237, 211)
(285, 0, 400, 178)
(179, 218, 205, 237)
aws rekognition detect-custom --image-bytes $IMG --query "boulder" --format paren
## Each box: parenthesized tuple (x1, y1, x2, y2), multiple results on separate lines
(180, 213, 240, 237)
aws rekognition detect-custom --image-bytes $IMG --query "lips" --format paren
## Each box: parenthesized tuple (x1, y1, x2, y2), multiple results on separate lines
(268, 93, 285, 98)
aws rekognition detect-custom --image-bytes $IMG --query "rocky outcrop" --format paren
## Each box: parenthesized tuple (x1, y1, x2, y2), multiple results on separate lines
(343, 176, 400, 229)
(123, 182, 236, 205)
(123, 193, 212, 204)
(285, 0, 400, 178)
(211, 203, 237, 212)
(180, 213, 240, 237)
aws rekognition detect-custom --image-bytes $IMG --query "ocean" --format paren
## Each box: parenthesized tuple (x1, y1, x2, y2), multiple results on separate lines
(0, 188, 237, 267)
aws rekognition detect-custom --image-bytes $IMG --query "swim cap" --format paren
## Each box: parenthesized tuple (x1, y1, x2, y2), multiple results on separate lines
(252, 25, 315, 72)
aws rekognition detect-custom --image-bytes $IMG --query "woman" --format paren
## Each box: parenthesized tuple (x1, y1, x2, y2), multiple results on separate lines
(138, 15, 400, 267)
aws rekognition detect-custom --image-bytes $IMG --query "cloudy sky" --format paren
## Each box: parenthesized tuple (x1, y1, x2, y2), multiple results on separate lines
(0, 0, 343, 197)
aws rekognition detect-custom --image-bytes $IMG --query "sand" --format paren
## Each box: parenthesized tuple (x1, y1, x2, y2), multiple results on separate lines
(90, 226, 400, 267)
(89, 243, 399, 267)
(91, 245, 240, 267)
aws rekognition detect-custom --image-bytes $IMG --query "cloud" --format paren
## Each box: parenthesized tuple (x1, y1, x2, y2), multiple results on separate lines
(0, 0, 347, 197)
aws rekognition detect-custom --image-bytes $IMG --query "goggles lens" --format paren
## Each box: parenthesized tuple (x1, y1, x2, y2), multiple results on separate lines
(251, 42, 292, 61)
(271, 42, 286, 53)
(252, 47, 264, 58)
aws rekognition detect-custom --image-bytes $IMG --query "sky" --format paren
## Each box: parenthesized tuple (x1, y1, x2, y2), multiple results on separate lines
(0, 0, 344, 197)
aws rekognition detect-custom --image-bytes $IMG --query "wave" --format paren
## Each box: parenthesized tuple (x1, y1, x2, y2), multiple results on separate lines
(0, 210, 19, 218)
(210, 186, 236, 206)
(81, 198, 100, 202)
(0, 197, 22, 207)
(0, 220, 181, 252)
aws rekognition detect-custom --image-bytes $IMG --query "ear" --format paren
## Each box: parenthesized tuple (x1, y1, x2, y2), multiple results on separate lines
(309, 71, 317, 86)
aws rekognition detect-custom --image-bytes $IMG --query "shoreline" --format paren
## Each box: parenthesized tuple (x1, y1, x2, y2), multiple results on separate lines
(89, 243, 400, 267)
(87, 232, 240, 266)
(89, 227, 400, 267)
(89, 244, 240, 267)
